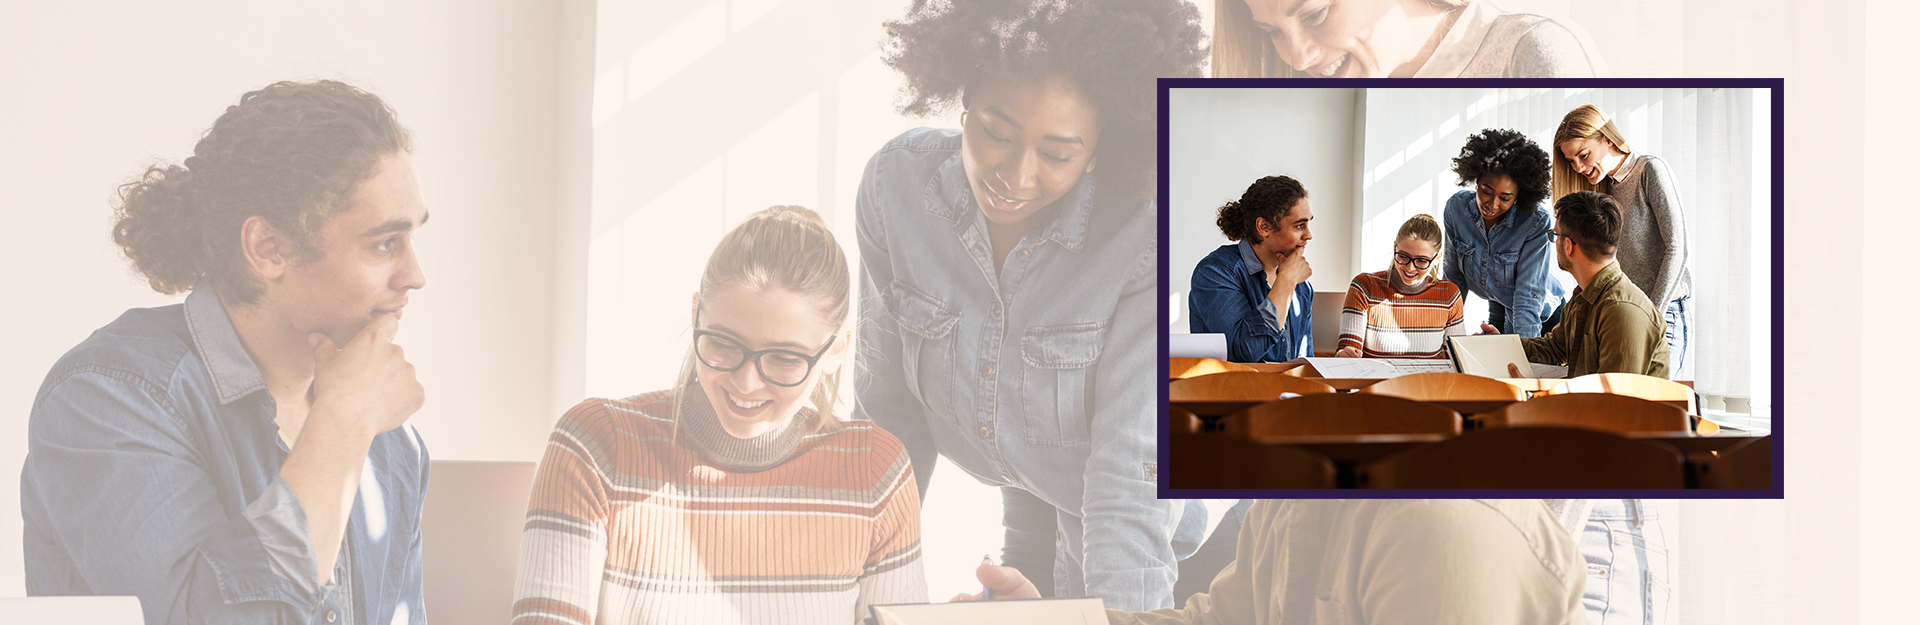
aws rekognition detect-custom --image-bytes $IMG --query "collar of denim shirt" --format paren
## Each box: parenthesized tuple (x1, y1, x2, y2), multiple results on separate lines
(181, 282, 269, 405)
(1236, 239, 1266, 277)
(925, 150, 1096, 253)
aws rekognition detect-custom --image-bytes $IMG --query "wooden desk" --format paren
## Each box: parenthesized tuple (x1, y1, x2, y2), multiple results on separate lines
(1165, 430, 1769, 489)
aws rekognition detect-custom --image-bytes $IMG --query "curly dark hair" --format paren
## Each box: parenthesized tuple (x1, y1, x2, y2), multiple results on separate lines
(1450, 128, 1551, 210)
(1554, 190, 1622, 261)
(882, 0, 1207, 204)
(1216, 175, 1306, 243)
(111, 80, 411, 303)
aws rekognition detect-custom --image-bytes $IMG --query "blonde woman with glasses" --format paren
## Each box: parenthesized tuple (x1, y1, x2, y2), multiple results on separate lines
(512, 206, 925, 624)
(1334, 214, 1467, 359)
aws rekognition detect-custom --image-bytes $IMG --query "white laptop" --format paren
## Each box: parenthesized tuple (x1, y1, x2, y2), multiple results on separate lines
(1447, 334, 1550, 378)
(1169, 333, 1229, 360)
(422, 460, 538, 625)
(871, 598, 1107, 625)
(0, 597, 143, 624)
(1309, 291, 1346, 356)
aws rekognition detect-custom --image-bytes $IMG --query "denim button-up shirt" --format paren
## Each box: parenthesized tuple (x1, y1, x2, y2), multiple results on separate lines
(22, 286, 430, 625)
(1187, 240, 1315, 362)
(1442, 189, 1568, 338)
(853, 128, 1216, 611)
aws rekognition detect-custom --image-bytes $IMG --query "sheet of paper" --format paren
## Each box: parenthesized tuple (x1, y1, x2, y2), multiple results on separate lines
(1287, 357, 1451, 378)
(871, 598, 1107, 625)
(1293, 357, 1401, 378)
(1378, 358, 1457, 374)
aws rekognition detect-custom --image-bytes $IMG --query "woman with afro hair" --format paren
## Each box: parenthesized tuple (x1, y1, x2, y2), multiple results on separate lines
(851, 0, 1233, 612)
(1442, 128, 1568, 338)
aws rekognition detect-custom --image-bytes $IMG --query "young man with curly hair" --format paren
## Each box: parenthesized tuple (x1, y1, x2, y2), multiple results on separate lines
(852, 0, 1231, 612)
(1442, 128, 1569, 338)
(21, 81, 431, 625)
(1187, 175, 1317, 363)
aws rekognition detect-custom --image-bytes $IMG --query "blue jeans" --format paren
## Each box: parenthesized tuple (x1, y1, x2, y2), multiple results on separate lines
(1489, 298, 1565, 336)
(1580, 500, 1671, 625)
(1663, 298, 1691, 375)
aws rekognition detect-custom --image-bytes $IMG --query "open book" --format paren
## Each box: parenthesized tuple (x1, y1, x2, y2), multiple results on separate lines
(870, 598, 1107, 625)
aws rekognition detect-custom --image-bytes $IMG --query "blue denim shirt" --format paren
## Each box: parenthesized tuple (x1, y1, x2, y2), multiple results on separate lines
(853, 128, 1217, 611)
(21, 286, 430, 625)
(1187, 241, 1314, 362)
(1442, 189, 1568, 338)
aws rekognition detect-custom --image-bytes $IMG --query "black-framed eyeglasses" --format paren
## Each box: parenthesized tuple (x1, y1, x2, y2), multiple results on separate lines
(1393, 251, 1435, 270)
(692, 310, 837, 387)
(1546, 230, 1572, 244)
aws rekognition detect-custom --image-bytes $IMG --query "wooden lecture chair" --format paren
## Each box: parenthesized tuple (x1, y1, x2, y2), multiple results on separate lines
(1170, 425, 1337, 489)
(1168, 372, 1337, 419)
(1168, 357, 1256, 380)
(1354, 372, 1527, 416)
(1542, 372, 1696, 414)
(1227, 393, 1462, 438)
(1355, 427, 1687, 489)
(1691, 435, 1774, 489)
(1480, 393, 1692, 434)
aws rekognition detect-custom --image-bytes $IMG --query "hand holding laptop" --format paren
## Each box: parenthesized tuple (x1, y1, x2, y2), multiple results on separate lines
(949, 560, 1041, 602)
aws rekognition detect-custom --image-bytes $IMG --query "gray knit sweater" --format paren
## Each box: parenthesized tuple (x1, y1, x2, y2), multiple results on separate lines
(1605, 153, 1693, 307)
(1414, 1, 1607, 78)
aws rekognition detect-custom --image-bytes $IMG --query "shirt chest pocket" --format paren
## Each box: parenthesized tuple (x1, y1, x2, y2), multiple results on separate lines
(1019, 321, 1106, 447)
(886, 281, 961, 422)
(1488, 250, 1521, 292)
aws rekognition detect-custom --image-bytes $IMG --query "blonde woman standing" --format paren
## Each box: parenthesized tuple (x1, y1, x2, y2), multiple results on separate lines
(1552, 103, 1693, 376)
(1210, 0, 1605, 78)
(512, 206, 925, 624)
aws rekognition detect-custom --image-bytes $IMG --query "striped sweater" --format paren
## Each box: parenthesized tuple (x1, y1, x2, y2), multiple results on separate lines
(1338, 271, 1468, 359)
(511, 389, 925, 625)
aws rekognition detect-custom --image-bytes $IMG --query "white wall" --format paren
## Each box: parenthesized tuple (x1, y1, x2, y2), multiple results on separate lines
(1167, 88, 1357, 332)
(0, 0, 583, 595)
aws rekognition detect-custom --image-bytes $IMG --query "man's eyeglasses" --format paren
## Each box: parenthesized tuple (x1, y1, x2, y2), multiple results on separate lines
(1393, 251, 1435, 270)
(1546, 230, 1572, 244)
(692, 310, 836, 387)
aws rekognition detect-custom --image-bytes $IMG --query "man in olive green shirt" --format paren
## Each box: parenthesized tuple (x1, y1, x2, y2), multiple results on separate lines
(1515, 191, 1671, 378)
(956, 499, 1587, 625)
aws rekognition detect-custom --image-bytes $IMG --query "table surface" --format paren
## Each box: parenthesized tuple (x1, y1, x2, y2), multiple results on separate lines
(1226, 361, 1698, 390)
(1169, 431, 1769, 487)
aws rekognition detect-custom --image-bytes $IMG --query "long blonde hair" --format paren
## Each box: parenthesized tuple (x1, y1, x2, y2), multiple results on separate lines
(1551, 103, 1634, 204)
(674, 205, 851, 431)
(1210, 0, 1465, 77)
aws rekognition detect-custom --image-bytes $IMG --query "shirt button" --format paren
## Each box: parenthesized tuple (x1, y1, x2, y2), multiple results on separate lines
(982, 363, 995, 377)
(326, 610, 338, 623)
(1017, 249, 1031, 260)
(979, 425, 993, 438)
(993, 301, 1003, 317)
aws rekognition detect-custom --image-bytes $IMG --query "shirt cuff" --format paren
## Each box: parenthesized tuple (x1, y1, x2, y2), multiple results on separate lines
(242, 478, 326, 598)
